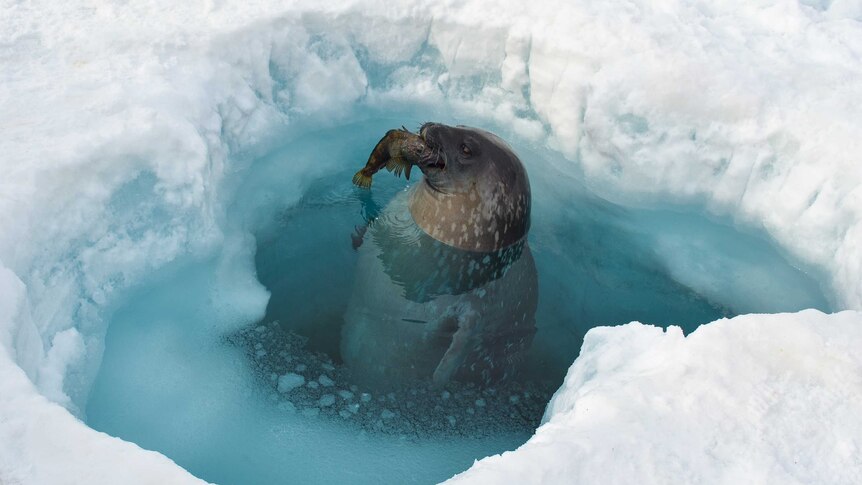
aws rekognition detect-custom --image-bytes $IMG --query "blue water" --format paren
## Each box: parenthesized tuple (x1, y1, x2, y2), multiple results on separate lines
(86, 116, 830, 484)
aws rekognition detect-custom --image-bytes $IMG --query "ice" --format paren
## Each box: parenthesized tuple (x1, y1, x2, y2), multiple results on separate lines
(277, 373, 305, 393)
(318, 375, 335, 387)
(448, 311, 862, 485)
(1, 0, 861, 484)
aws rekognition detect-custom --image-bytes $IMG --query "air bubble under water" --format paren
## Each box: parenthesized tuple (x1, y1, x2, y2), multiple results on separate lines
(85, 116, 830, 485)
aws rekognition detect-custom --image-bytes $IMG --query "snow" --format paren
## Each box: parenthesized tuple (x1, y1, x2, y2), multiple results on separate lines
(1, 0, 861, 483)
(448, 310, 862, 485)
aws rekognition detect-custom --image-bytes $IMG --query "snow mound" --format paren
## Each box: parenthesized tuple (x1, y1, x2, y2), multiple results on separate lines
(448, 310, 862, 484)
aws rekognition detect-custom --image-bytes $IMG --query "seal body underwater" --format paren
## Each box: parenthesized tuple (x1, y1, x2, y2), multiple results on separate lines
(342, 123, 537, 389)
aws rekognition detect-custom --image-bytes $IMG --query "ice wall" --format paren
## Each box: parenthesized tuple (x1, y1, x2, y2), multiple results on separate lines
(1, 0, 861, 483)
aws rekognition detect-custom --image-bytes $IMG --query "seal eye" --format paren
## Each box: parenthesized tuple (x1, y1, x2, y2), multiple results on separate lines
(460, 144, 472, 157)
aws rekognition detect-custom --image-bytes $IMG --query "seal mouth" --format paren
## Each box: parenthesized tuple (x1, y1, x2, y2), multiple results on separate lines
(420, 149, 446, 171)
(419, 125, 446, 172)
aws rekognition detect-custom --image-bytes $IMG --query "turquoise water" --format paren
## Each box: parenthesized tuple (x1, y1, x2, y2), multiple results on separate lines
(86, 117, 830, 484)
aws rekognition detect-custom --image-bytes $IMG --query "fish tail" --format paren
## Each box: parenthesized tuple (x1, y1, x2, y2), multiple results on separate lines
(352, 170, 373, 189)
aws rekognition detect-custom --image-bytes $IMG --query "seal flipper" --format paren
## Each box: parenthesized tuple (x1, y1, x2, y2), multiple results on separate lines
(431, 308, 478, 387)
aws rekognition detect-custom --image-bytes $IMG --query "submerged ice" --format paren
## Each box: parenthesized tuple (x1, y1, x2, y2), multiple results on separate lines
(230, 320, 549, 438)
(2, 1, 862, 484)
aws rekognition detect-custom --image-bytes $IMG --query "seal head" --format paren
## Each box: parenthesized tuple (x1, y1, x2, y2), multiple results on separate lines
(410, 123, 531, 252)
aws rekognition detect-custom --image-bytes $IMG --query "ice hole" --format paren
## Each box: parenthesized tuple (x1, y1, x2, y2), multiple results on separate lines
(86, 117, 830, 485)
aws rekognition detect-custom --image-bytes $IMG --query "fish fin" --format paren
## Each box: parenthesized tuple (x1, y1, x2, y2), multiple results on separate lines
(386, 156, 407, 177)
(404, 164, 412, 181)
(352, 171, 372, 189)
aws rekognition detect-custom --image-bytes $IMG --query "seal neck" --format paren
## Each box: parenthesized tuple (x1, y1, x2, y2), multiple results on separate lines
(408, 180, 529, 252)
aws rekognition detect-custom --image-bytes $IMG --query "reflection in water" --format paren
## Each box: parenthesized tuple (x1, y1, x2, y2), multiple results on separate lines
(342, 190, 538, 389)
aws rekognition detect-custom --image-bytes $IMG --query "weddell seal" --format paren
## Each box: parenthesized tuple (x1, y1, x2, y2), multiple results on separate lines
(342, 123, 537, 389)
